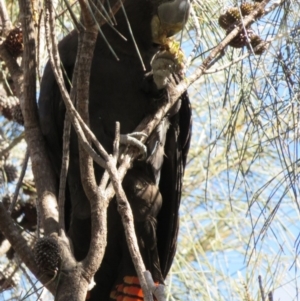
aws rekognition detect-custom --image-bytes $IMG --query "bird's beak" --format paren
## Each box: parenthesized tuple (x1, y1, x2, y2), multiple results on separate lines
(151, 0, 190, 45)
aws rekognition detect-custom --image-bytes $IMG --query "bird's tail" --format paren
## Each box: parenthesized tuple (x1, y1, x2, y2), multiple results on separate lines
(110, 276, 157, 301)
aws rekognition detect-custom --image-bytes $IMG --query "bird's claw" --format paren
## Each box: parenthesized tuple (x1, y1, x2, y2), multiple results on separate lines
(120, 132, 148, 160)
(151, 46, 185, 90)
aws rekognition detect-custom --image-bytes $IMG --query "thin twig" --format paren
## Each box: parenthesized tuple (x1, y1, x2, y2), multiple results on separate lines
(57, 1, 77, 19)
(99, 122, 120, 191)
(58, 115, 70, 232)
(106, 157, 153, 301)
(268, 291, 273, 301)
(58, 0, 85, 234)
(113, 122, 120, 159)
(186, 5, 201, 67)
(106, 0, 117, 24)
(87, 0, 119, 60)
(18, 261, 40, 298)
(92, 0, 113, 25)
(62, 0, 83, 31)
(258, 275, 266, 301)
(119, 0, 145, 70)
(90, 0, 127, 41)
(8, 148, 29, 214)
(0, 0, 12, 34)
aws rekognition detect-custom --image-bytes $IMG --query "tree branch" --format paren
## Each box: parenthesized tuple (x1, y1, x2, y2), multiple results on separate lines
(76, 0, 108, 282)
(18, 0, 59, 237)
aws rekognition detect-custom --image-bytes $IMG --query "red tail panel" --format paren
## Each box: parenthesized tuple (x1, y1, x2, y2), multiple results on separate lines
(110, 276, 149, 301)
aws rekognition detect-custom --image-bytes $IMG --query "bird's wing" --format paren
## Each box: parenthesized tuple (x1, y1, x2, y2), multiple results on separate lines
(157, 90, 192, 278)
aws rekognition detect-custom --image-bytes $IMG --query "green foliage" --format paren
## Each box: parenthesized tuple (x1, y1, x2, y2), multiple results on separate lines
(166, 0, 300, 300)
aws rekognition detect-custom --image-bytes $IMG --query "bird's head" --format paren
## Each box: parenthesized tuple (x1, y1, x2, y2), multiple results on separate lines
(151, 0, 190, 45)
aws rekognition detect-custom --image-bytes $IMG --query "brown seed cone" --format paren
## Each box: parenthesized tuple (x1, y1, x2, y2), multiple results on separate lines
(227, 7, 242, 22)
(219, 3, 264, 31)
(4, 164, 18, 183)
(218, 7, 242, 30)
(240, 3, 255, 15)
(0, 95, 18, 120)
(218, 13, 235, 30)
(227, 27, 255, 49)
(250, 34, 267, 55)
(3, 27, 23, 58)
(253, 3, 265, 17)
(250, 34, 263, 46)
(229, 32, 248, 48)
(34, 236, 60, 274)
(0, 95, 24, 125)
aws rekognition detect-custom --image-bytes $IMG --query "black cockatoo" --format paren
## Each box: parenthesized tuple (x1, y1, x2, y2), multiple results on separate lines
(38, 0, 192, 300)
